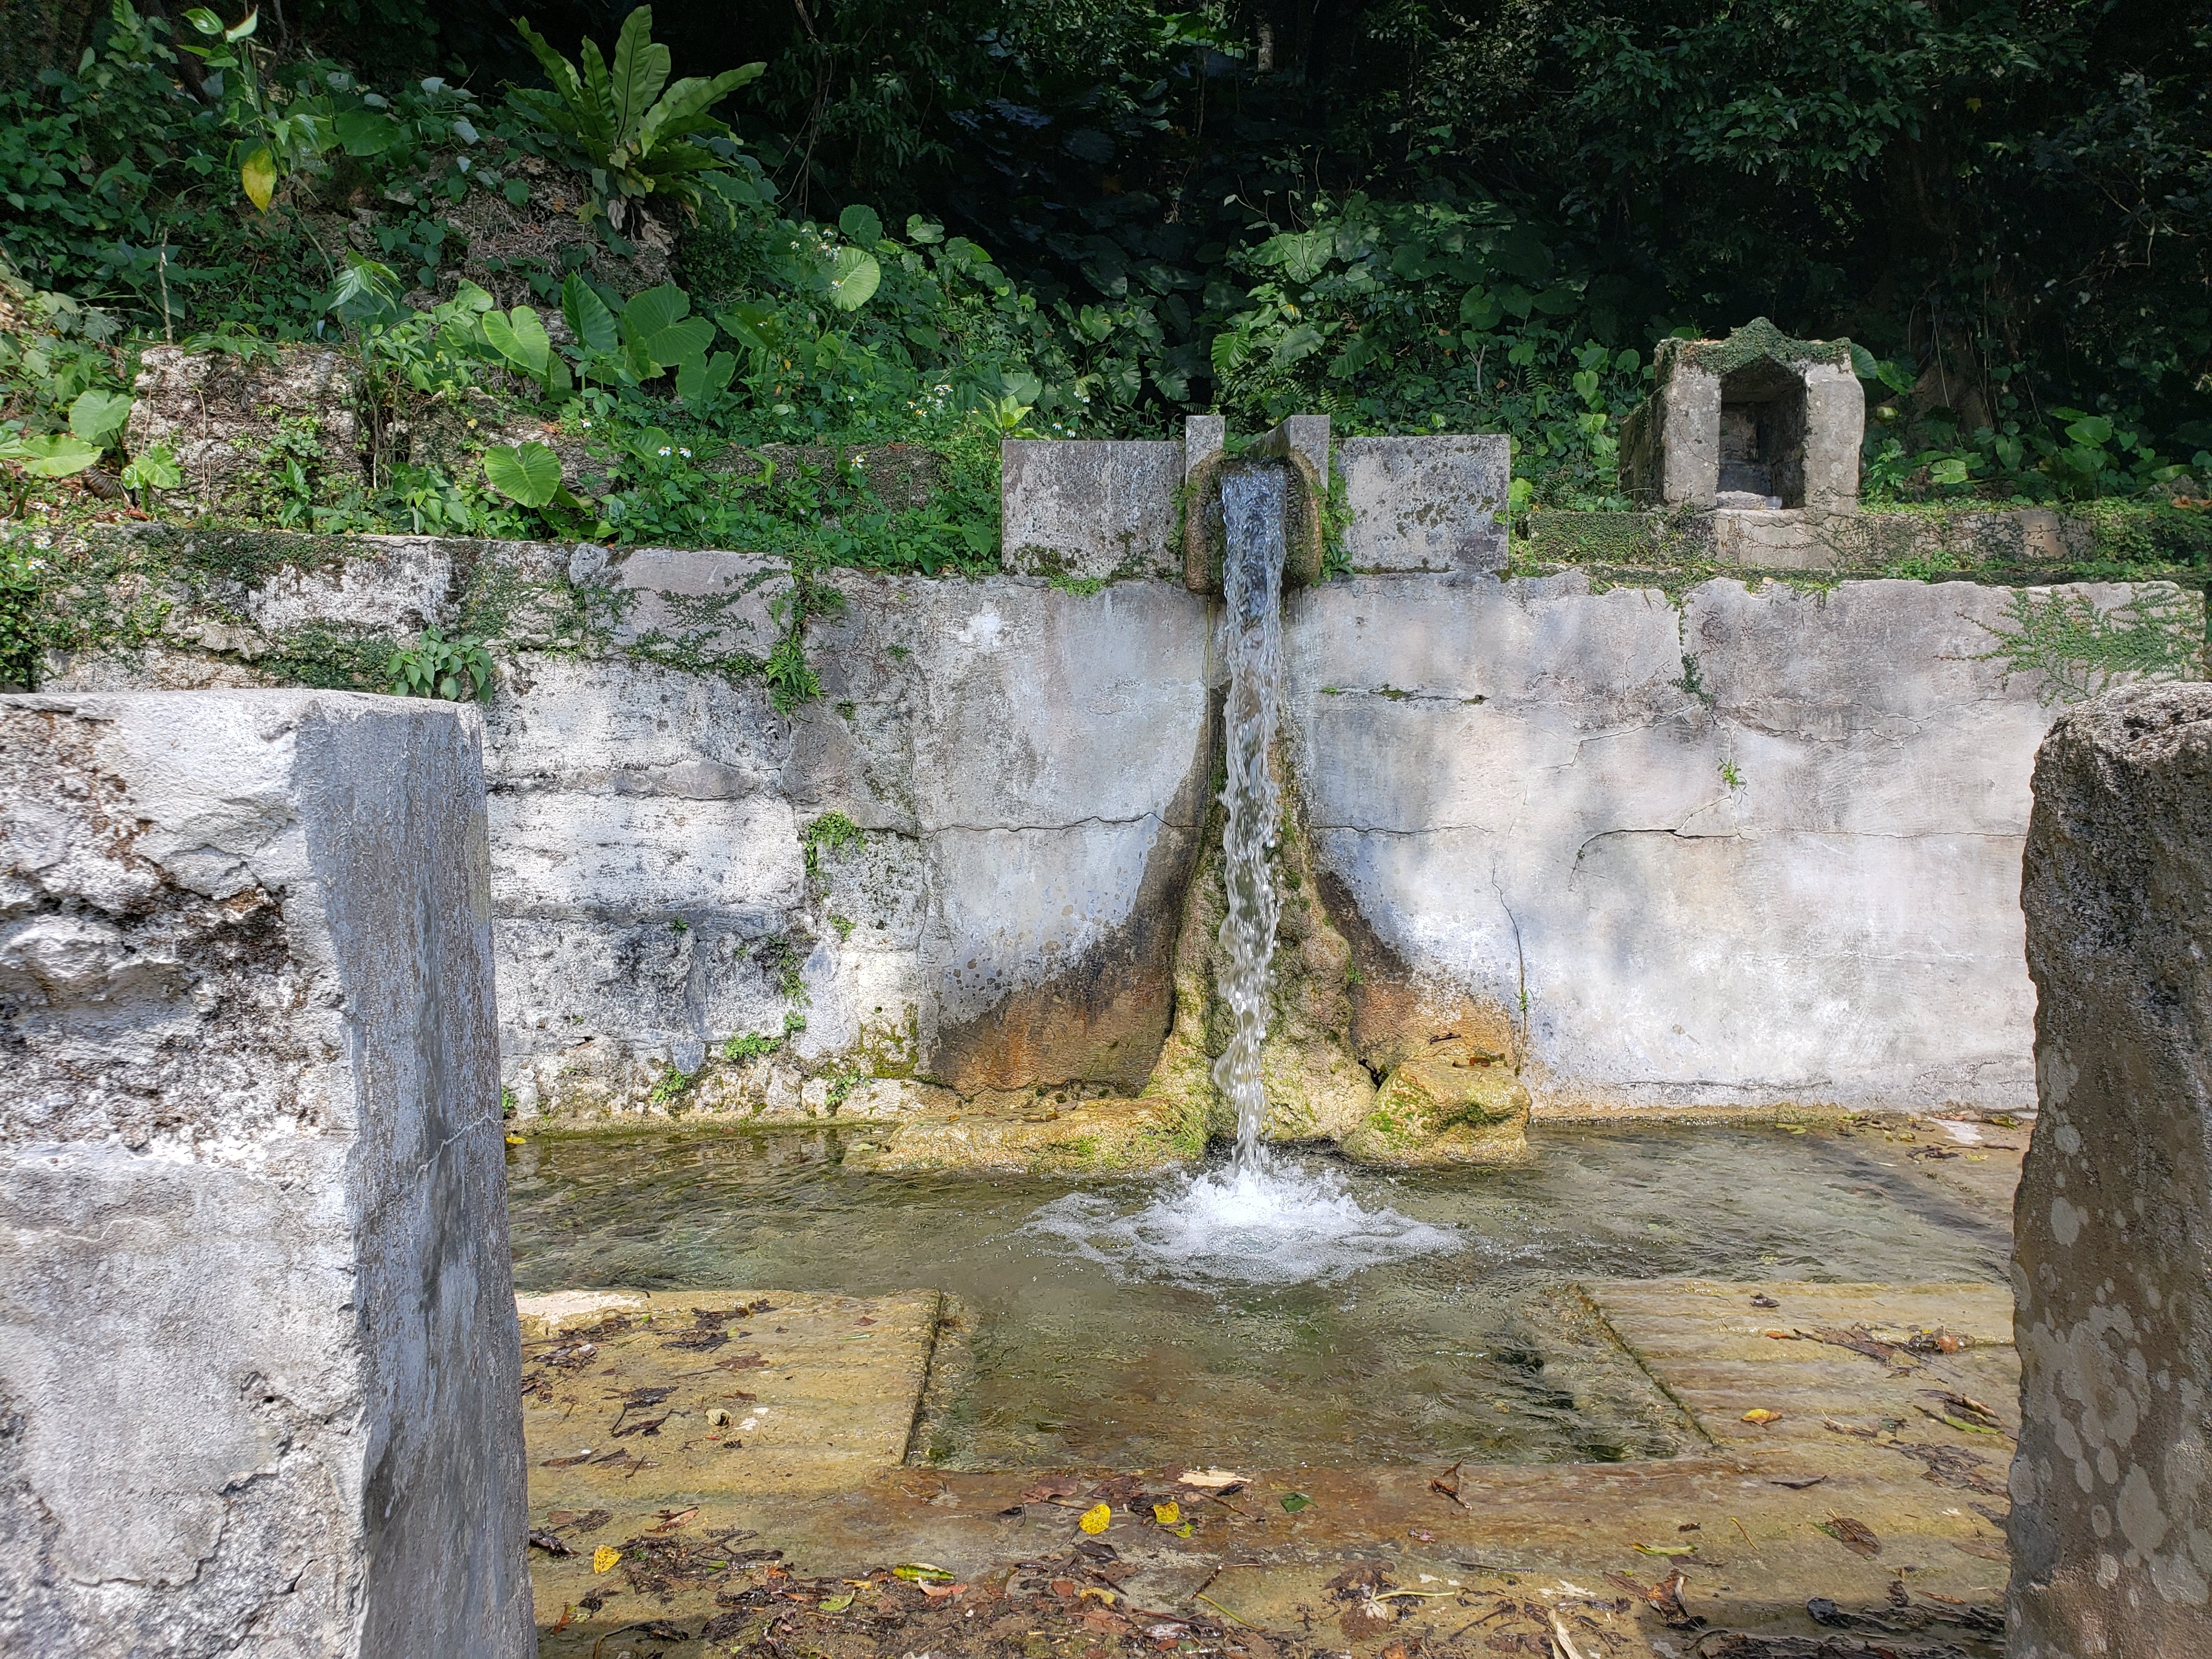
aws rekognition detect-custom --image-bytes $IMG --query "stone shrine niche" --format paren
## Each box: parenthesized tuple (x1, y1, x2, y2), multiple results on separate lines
(1620, 318, 1864, 515)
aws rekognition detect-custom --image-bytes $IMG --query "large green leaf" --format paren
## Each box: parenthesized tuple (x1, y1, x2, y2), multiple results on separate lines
(838, 204, 883, 246)
(482, 441, 562, 507)
(4, 433, 103, 478)
(827, 248, 882, 312)
(481, 307, 551, 376)
(675, 350, 735, 403)
(622, 284, 691, 340)
(334, 107, 403, 156)
(607, 6, 673, 144)
(561, 273, 619, 354)
(68, 391, 133, 447)
(575, 37, 620, 157)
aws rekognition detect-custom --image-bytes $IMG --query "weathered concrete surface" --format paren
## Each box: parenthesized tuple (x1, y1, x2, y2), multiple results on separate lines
(1000, 439, 1184, 580)
(0, 690, 532, 1656)
(490, 568, 1215, 1119)
(1287, 574, 2194, 1117)
(2009, 683, 2212, 1656)
(524, 1279, 2018, 1657)
(1336, 435, 1508, 573)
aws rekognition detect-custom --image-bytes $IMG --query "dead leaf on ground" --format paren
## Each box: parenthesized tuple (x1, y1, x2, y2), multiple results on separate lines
(1430, 1459, 1470, 1508)
(1340, 1600, 1396, 1640)
(527, 1528, 573, 1556)
(1741, 1408, 1782, 1425)
(1817, 1516, 1882, 1557)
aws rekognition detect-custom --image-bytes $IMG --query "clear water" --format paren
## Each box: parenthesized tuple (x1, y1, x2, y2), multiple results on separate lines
(1213, 460, 1289, 1168)
(505, 1124, 2010, 1471)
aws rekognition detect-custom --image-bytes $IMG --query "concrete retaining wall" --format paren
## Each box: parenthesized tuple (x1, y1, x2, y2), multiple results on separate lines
(37, 532, 2202, 1129)
(2010, 684, 2212, 1655)
(0, 691, 532, 1656)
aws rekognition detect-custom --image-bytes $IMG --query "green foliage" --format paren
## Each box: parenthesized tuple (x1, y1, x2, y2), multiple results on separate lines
(0, 540, 45, 689)
(757, 934, 808, 1000)
(508, 7, 767, 232)
(721, 1028, 783, 1062)
(386, 626, 494, 699)
(483, 441, 562, 507)
(1975, 587, 2205, 706)
(647, 1062, 697, 1104)
(801, 810, 864, 876)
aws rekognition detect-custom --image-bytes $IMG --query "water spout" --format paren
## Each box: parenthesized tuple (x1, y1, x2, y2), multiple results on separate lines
(1214, 461, 1289, 1171)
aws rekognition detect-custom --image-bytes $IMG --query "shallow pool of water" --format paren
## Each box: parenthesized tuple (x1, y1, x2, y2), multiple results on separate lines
(504, 1124, 2010, 1472)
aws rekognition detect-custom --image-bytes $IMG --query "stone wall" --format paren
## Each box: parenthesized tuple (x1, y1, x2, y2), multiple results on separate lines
(0, 690, 532, 1656)
(36, 531, 2202, 1136)
(1286, 574, 2157, 1115)
(2009, 684, 2212, 1655)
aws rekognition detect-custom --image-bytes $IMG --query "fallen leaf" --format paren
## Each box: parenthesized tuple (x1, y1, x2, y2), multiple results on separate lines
(592, 1545, 621, 1574)
(1079, 1503, 1113, 1534)
(1176, 1468, 1249, 1491)
(1751, 1294, 1780, 1309)
(528, 1529, 574, 1556)
(1280, 1491, 1313, 1514)
(1430, 1460, 1470, 1508)
(1152, 1502, 1181, 1526)
(1741, 1409, 1782, 1425)
(505, 1133, 527, 1145)
(1079, 1587, 1116, 1606)
(1633, 1542, 1698, 1558)
(1819, 1516, 1882, 1557)
(1021, 1475, 1086, 1503)
(920, 1582, 968, 1601)
(819, 1594, 855, 1612)
(1408, 1528, 1436, 1543)
(1771, 1475, 1828, 1489)
(894, 1563, 956, 1583)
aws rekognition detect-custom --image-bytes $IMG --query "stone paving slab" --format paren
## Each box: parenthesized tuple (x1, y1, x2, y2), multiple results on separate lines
(526, 1280, 2017, 1656)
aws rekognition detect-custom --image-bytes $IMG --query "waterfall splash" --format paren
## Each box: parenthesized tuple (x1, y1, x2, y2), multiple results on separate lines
(1022, 457, 1459, 1286)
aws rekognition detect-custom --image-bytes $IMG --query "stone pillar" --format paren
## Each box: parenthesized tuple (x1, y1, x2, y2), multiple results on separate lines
(1798, 359, 1866, 514)
(0, 692, 533, 1657)
(2011, 683, 2212, 1656)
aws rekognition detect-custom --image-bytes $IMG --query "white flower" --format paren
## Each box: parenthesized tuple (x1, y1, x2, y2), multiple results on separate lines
(658, 446, 672, 457)
(680, 447, 692, 458)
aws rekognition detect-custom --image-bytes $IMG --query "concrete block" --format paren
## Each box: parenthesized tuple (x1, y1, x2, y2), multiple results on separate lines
(1336, 435, 1508, 572)
(0, 690, 532, 1657)
(999, 439, 1183, 580)
(2010, 683, 2212, 1656)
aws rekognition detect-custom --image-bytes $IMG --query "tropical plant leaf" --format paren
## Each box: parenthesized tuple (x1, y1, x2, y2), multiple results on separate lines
(334, 107, 403, 156)
(623, 284, 691, 340)
(67, 391, 134, 447)
(607, 6, 673, 142)
(575, 37, 620, 155)
(676, 350, 735, 403)
(240, 146, 276, 211)
(3, 433, 104, 478)
(827, 247, 881, 312)
(481, 307, 551, 376)
(483, 441, 562, 507)
(838, 204, 884, 246)
(560, 273, 620, 354)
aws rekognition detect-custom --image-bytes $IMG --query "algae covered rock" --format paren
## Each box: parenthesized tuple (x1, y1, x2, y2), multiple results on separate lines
(1342, 1039, 1531, 1166)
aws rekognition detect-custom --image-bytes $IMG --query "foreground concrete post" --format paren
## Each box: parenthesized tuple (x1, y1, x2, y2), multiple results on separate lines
(2011, 684, 2212, 1656)
(0, 692, 533, 1656)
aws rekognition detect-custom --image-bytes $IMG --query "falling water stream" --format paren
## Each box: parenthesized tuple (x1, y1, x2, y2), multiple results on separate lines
(1022, 460, 1457, 1284)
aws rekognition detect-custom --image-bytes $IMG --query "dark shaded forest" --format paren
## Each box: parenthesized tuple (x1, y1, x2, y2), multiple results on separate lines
(3, 0, 2209, 506)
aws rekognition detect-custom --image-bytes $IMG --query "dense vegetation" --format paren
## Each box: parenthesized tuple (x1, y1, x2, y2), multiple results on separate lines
(2, 0, 2207, 561)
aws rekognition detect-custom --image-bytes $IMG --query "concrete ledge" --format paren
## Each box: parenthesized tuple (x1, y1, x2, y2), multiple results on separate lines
(0, 690, 532, 1656)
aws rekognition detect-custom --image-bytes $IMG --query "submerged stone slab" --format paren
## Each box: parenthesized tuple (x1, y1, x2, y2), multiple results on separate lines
(1335, 434, 1508, 573)
(0, 690, 531, 1657)
(1000, 438, 1183, 580)
(2010, 684, 2212, 1655)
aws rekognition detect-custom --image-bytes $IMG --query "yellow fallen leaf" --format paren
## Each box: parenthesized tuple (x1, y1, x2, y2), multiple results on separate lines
(505, 1134, 527, 1146)
(1153, 1502, 1180, 1526)
(1079, 1587, 1116, 1606)
(1079, 1502, 1111, 1534)
(1742, 1408, 1781, 1425)
(592, 1545, 620, 1573)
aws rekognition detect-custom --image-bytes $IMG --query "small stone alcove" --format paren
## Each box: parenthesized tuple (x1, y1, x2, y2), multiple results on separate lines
(1620, 318, 1864, 514)
(1717, 358, 1809, 506)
